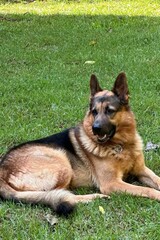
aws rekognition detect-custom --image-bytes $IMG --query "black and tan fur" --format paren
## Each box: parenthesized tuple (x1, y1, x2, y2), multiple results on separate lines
(0, 72, 160, 216)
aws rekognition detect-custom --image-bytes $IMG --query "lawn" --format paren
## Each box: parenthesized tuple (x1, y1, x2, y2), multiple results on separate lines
(0, 0, 160, 239)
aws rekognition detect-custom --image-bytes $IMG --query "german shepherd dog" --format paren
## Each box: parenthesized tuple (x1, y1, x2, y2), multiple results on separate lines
(0, 73, 160, 216)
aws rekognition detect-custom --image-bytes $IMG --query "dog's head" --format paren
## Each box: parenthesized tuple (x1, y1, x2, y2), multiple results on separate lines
(86, 72, 131, 144)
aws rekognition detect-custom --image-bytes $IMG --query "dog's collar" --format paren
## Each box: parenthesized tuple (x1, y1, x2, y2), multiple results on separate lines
(112, 145, 123, 154)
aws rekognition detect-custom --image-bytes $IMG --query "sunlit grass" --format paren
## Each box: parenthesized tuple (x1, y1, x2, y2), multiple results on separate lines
(0, 0, 160, 16)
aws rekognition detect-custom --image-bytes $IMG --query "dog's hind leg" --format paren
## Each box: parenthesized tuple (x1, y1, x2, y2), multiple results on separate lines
(0, 146, 77, 216)
(1, 146, 74, 191)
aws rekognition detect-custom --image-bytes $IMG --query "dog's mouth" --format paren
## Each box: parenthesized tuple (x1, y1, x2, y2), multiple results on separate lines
(97, 128, 116, 143)
(97, 134, 108, 143)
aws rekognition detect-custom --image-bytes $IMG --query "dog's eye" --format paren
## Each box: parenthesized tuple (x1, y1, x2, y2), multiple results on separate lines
(92, 109, 98, 116)
(105, 108, 116, 115)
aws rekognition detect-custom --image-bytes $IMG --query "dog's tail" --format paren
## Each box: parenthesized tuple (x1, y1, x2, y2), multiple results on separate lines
(0, 178, 75, 217)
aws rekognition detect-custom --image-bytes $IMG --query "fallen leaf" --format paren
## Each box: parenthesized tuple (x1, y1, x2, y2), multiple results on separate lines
(45, 214, 58, 226)
(99, 206, 105, 214)
(84, 60, 95, 64)
(89, 40, 97, 46)
(108, 28, 113, 33)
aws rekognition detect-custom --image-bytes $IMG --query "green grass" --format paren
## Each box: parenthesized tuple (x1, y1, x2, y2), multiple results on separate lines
(0, 0, 160, 239)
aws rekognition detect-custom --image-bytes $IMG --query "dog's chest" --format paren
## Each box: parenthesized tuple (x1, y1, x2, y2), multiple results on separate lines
(91, 145, 138, 181)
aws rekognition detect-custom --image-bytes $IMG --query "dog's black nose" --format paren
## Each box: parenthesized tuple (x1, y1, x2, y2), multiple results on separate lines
(92, 123, 101, 135)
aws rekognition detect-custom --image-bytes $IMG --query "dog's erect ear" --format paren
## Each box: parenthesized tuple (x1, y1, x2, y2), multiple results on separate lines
(112, 72, 129, 104)
(90, 74, 103, 96)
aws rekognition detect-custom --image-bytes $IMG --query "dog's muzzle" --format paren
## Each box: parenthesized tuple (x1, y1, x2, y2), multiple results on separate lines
(92, 123, 116, 143)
